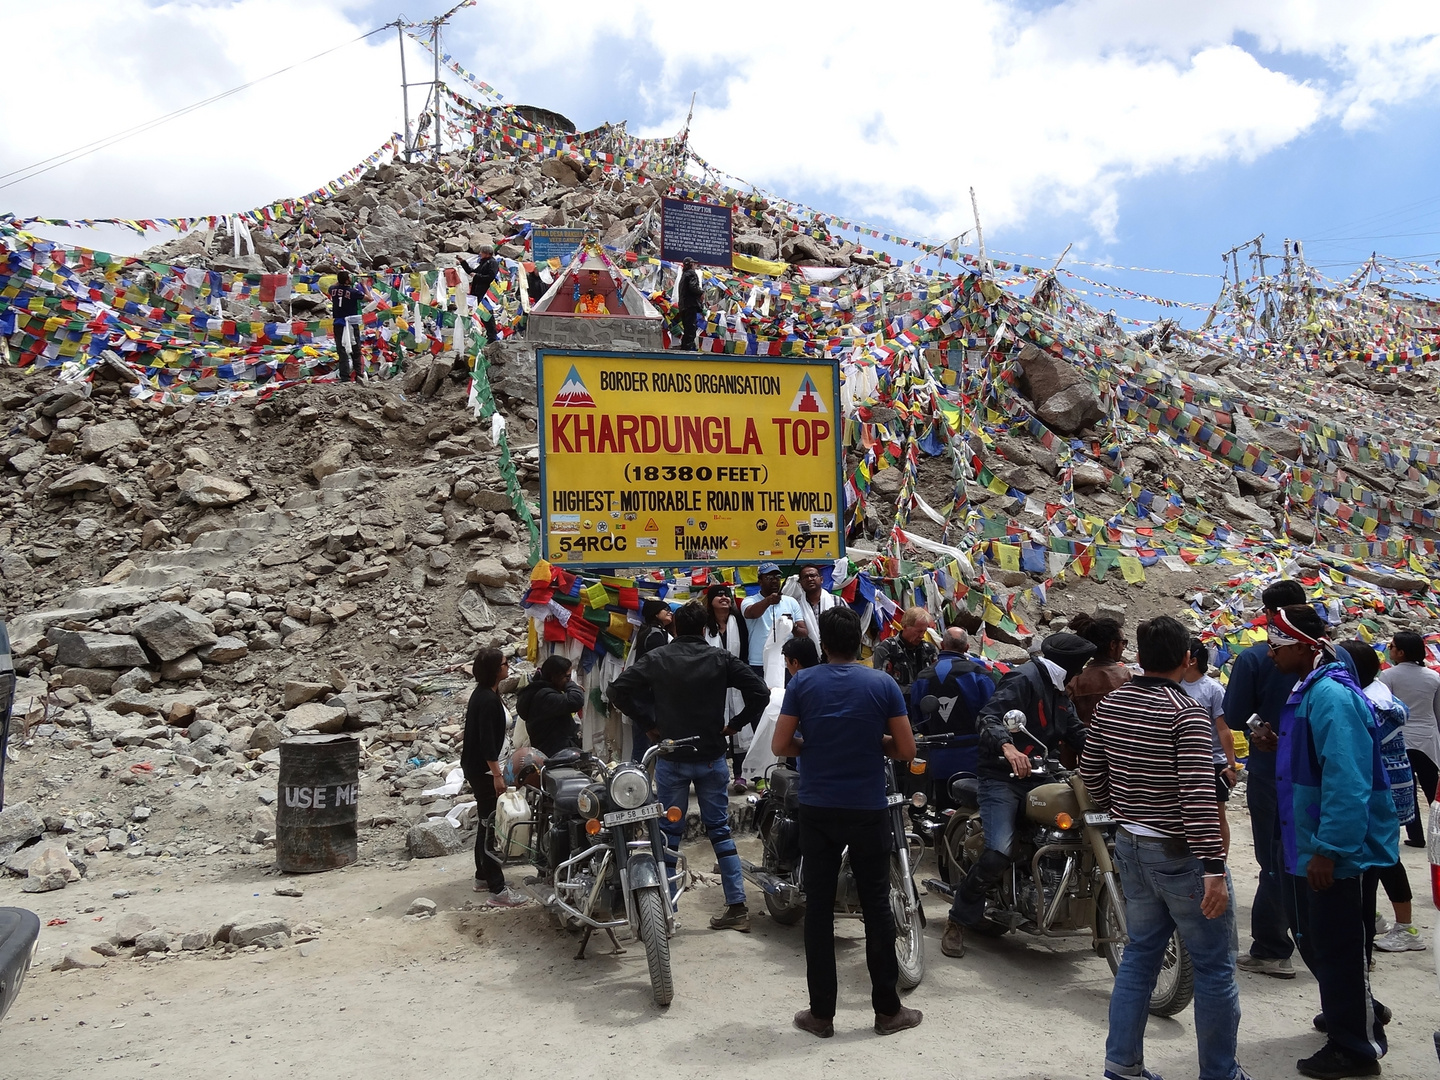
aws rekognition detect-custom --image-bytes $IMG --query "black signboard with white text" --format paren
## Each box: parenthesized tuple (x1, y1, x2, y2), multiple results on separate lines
(660, 198, 733, 268)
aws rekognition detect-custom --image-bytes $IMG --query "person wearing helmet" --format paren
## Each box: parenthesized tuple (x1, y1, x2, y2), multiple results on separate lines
(941, 632, 1094, 959)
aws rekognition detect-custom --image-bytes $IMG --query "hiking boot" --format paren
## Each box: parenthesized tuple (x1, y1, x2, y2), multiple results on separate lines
(1313, 1003, 1391, 1033)
(1374, 924, 1425, 952)
(710, 903, 751, 932)
(793, 1009, 834, 1038)
(486, 887, 528, 908)
(941, 920, 966, 958)
(1236, 953, 1295, 978)
(874, 1005, 922, 1035)
(1296, 1044, 1381, 1078)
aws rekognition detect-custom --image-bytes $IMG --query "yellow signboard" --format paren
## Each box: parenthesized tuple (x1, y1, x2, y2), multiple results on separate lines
(537, 349, 844, 568)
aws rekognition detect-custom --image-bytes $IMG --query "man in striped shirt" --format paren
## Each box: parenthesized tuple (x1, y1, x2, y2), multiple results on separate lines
(1081, 616, 1248, 1080)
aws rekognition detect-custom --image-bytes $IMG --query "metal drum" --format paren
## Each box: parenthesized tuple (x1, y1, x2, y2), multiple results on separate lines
(275, 734, 359, 873)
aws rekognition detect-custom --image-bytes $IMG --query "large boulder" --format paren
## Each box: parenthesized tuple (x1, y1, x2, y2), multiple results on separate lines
(216, 911, 291, 948)
(50, 465, 114, 495)
(1016, 345, 1105, 435)
(407, 819, 465, 858)
(53, 632, 149, 670)
(359, 204, 422, 263)
(134, 604, 218, 661)
(176, 470, 251, 507)
(79, 419, 141, 459)
(284, 702, 347, 734)
(0, 803, 44, 855)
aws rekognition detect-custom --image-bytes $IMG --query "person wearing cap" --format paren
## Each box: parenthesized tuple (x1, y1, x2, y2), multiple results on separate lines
(678, 257, 703, 350)
(1225, 580, 1358, 981)
(872, 607, 938, 696)
(467, 244, 500, 344)
(741, 563, 805, 685)
(1080, 617, 1247, 1080)
(941, 631, 1093, 959)
(1268, 604, 1397, 1079)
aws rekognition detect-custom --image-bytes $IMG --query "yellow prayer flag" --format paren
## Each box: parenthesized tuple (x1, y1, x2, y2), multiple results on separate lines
(1119, 555, 1146, 584)
(984, 602, 1005, 625)
(995, 543, 1021, 572)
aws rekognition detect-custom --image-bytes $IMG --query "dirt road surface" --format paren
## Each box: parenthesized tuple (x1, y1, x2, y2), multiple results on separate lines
(3, 803, 1437, 1080)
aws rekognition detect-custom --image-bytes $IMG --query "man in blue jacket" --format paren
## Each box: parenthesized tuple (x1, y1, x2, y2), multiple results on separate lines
(1270, 605, 1397, 1080)
(1223, 579, 1357, 980)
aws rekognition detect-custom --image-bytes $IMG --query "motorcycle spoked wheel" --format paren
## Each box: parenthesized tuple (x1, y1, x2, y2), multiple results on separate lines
(633, 885, 674, 1007)
(1096, 884, 1195, 1018)
(890, 855, 925, 990)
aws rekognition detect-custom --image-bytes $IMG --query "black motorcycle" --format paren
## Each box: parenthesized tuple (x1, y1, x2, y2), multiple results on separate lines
(741, 763, 926, 989)
(503, 737, 697, 1007)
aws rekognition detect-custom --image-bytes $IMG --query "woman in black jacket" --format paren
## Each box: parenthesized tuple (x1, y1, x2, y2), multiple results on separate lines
(461, 648, 525, 905)
(517, 654, 585, 757)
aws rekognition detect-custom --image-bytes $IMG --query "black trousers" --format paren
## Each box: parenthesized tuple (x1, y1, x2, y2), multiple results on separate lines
(1291, 874, 1386, 1062)
(1405, 749, 1437, 843)
(798, 805, 901, 1019)
(335, 319, 358, 381)
(679, 308, 699, 350)
(466, 773, 506, 891)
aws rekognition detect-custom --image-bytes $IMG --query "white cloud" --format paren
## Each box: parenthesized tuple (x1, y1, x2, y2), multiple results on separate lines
(3, 0, 1440, 255)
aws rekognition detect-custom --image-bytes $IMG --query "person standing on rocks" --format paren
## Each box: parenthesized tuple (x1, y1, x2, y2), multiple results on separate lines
(516, 655, 584, 758)
(678, 257, 702, 351)
(468, 244, 501, 344)
(771, 605, 922, 1038)
(606, 601, 769, 932)
(327, 269, 364, 383)
(461, 648, 526, 907)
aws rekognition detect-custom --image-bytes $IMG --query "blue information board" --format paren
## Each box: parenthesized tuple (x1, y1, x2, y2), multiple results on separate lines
(660, 198, 732, 268)
(532, 227, 587, 263)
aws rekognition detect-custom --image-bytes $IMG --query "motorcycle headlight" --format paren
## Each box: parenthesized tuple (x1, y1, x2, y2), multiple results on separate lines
(910, 792, 928, 809)
(609, 767, 650, 810)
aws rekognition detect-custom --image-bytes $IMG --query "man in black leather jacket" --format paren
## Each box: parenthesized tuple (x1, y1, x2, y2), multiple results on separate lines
(608, 600, 769, 931)
(941, 632, 1094, 959)
(517, 654, 585, 757)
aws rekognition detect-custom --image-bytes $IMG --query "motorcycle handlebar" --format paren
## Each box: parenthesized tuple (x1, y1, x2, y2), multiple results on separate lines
(640, 736, 700, 769)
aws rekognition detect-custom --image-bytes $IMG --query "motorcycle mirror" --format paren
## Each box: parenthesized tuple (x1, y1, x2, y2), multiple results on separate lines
(1003, 709, 1027, 732)
(920, 694, 939, 716)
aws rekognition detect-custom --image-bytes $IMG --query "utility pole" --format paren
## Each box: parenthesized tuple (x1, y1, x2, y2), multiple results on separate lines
(396, 21, 412, 162)
(431, 17, 443, 161)
(969, 187, 988, 275)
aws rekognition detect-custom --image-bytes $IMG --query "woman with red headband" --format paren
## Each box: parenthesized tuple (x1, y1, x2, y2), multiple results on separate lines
(1269, 604, 1398, 1080)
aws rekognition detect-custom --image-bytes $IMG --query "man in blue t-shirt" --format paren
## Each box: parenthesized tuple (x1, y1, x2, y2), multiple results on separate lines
(772, 605, 921, 1039)
(1224, 579, 1357, 982)
(327, 270, 364, 382)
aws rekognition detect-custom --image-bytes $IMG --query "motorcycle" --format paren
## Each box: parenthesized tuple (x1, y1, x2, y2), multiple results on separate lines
(922, 710, 1195, 1017)
(500, 737, 697, 1007)
(741, 762, 926, 989)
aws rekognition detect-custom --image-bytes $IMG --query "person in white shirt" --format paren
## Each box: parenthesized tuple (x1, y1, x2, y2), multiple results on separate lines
(1180, 638, 1239, 855)
(1377, 630, 1440, 847)
(742, 562, 804, 685)
(788, 563, 839, 641)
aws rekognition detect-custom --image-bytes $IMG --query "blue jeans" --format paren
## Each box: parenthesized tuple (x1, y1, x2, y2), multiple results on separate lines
(1107, 832, 1241, 1080)
(1245, 759, 1297, 960)
(950, 779, 1023, 926)
(655, 755, 745, 906)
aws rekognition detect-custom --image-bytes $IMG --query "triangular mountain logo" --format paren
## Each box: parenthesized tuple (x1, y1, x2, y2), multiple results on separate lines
(789, 373, 825, 413)
(552, 365, 597, 408)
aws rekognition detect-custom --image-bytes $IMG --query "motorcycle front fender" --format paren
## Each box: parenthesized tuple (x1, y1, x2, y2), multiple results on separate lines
(625, 851, 662, 892)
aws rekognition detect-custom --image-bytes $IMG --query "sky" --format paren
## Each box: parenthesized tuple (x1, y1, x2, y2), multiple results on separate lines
(4, 0, 1440, 323)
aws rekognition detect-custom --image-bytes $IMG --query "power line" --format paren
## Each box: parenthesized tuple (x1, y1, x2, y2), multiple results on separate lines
(0, 25, 390, 192)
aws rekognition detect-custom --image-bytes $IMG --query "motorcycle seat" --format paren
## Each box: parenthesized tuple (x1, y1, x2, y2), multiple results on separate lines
(768, 766, 801, 812)
(949, 774, 980, 811)
(546, 748, 585, 768)
(542, 767, 591, 815)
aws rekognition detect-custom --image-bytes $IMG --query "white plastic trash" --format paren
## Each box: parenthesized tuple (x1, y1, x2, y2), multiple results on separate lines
(494, 789, 533, 858)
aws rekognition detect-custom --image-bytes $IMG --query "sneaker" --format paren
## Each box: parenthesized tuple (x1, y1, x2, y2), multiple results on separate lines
(1374, 924, 1425, 952)
(472, 877, 491, 893)
(1313, 1003, 1392, 1032)
(1404, 837, 1426, 848)
(486, 887, 528, 908)
(874, 1005, 922, 1035)
(1103, 1070, 1164, 1080)
(1296, 1044, 1381, 1078)
(1373, 912, 1391, 936)
(941, 920, 966, 958)
(792, 1009, 833, 1038)
(1236, 953, 1296, 979)
(710, 903, 751, 933)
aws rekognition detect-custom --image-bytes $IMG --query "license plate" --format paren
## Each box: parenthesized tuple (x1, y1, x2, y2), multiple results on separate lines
(1083, 811, 1115, 826)
(603, 803, 663, 827)
(886, 793, 906, 807)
